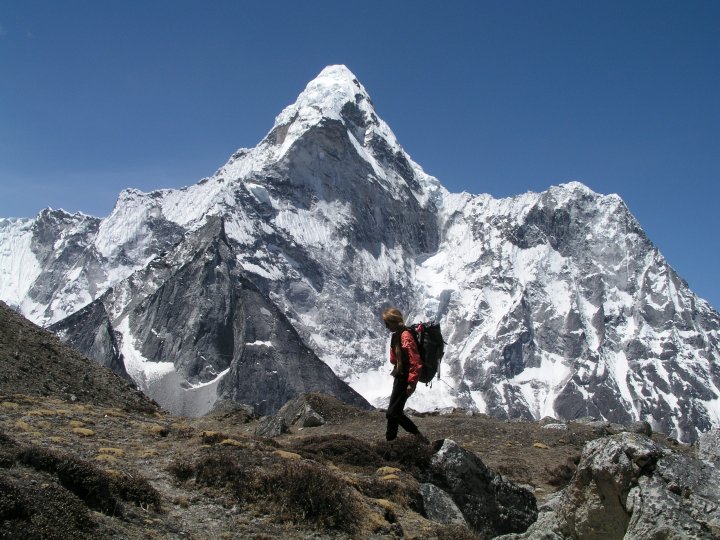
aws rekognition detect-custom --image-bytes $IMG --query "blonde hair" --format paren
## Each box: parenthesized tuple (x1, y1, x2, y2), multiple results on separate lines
(382, 307, 405, 326)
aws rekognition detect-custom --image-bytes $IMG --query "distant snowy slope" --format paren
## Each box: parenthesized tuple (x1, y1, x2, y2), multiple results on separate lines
(1, 65, 718, 441)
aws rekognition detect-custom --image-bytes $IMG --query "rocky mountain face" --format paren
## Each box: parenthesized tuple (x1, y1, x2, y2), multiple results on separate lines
(1, 65, 719, 440)
(47, 217, 370, 416)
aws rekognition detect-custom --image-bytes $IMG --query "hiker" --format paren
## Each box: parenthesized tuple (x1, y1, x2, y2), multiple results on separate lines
(382, 307, 429, 443)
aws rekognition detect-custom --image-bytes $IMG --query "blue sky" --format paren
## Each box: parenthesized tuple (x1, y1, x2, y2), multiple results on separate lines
(1, 1, 718, 310)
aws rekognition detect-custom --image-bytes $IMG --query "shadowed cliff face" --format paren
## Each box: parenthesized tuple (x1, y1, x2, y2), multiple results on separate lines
(50, 300, 129, 381)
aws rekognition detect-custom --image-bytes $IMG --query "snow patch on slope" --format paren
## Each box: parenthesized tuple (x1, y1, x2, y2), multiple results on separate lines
(0, 218, 41, 309)
(117, 317, 229, 416)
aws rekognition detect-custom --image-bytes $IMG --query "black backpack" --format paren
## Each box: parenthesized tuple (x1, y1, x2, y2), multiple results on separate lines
(406, 321, 445, 384)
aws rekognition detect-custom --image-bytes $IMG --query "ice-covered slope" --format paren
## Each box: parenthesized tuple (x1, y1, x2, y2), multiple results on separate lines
(1, 65, 719, 440)
(415, 182, 720, 441)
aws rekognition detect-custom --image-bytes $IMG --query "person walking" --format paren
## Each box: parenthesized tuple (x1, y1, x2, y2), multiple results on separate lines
(382, 307, 429, 443)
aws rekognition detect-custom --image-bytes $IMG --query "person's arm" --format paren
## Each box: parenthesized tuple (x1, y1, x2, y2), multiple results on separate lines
(402, 331, 422, 394)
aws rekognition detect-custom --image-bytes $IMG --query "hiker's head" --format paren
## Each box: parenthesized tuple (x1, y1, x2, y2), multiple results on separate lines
(382, 307, 404, 332)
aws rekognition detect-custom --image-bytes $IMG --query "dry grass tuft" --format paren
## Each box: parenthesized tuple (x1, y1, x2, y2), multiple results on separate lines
(200, 430, 229, 445)
(140, 423, 170, 437)
(99, 447, 126, 457)
(219, 438, 243, 447)
(435, 523, 484, 540)
(15, 444, 161, 515)
(0, 401, 20, 410)
(288, 434, 383, 467)
(259, 459, 362, 533)
(13, 420, 34, 432)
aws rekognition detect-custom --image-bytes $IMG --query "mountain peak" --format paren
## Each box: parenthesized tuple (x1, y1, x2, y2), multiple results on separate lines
(213, 65, 446, 208)
(272, 64, 372, 131)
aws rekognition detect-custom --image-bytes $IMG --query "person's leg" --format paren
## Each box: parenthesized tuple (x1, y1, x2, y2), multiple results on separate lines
(386, 377, 408, 441)
(397, 412, 420, 435)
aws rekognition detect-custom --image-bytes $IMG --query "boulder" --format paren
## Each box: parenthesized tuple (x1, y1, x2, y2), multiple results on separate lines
(299, 408, 325, 428)
(429, 439, 537, 537)
(277, 394, 326, 428)
(542, 423, 568, 431)
(698, 429, 720, 464)
(254, 415, 288, 438)
(631, 420, 652, 437)
(419, 483, 467, 526)
(498, 432, 720, 539)
(208, 399, 256, 422)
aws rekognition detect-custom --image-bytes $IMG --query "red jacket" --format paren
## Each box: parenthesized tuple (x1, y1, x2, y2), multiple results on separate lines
(389, 329, 422, 386)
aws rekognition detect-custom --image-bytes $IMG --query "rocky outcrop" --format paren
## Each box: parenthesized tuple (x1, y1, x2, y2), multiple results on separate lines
(419, 483, 467, 526)
(698, 428, 720, 464)
(429, 439, 537, 537)
(499, 432, 720, 539)
(277, 394, 327, 428)
(254, 415, 288, 438)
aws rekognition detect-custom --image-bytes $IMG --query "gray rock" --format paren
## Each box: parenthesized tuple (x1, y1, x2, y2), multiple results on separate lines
(502, 432, 720, 539)
(254, 415, 288, 438)
(698, 428, 720, 464)
(209, 400, 256, 421)
(572, 416, 599, 425)
(631, 420, 653, 437)
(429, 439, 537, 537)
(277, 394, 326, 428)
(572, 419, 613, 436)
(298, 407, 325, 428)
(542, 423, 568, 431)
(419, 483, 467, 526)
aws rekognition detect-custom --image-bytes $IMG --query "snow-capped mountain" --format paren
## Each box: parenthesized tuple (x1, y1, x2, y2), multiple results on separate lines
(1, 65, 718, 441)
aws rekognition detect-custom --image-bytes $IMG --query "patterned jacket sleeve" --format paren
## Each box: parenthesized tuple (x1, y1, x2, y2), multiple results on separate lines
(402, 330, 422, 386)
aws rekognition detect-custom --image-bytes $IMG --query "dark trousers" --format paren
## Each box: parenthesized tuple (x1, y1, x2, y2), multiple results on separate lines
(386, 375, 419, 441)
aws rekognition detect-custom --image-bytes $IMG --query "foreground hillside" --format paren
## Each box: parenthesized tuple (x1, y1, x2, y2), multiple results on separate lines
(2, 385, 700, 539)
(0, 301, 156, 414)
(5, 297, 720, 538)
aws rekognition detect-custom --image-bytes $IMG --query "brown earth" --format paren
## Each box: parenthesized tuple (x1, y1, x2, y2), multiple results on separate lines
(0, 300, 157, 414)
